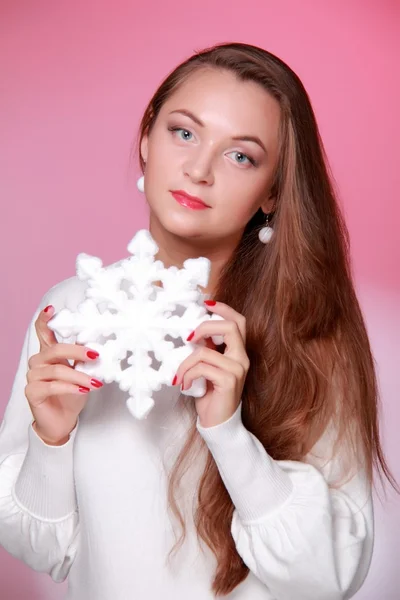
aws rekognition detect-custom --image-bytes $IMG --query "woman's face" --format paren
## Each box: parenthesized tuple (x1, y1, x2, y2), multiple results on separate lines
(141, 68, 281, 243)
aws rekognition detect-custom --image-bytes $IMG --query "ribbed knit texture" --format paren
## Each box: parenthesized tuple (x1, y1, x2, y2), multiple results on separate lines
(197, 403, 293, 522)
(13, 423, 78, 520)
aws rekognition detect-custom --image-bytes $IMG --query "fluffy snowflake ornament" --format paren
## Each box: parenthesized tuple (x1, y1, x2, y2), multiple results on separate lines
(48, 229, 223, 419)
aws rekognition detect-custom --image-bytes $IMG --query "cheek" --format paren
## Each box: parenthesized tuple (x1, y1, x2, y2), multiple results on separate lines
(146, 127, 171, 166)
(147, 144, 168, 173)
(218, 177, 267, 221)
(145, 147, 172, 194)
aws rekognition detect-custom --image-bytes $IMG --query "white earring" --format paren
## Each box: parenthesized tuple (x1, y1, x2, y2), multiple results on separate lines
(258, 213, 274, 244)
(137, 175, 145, 193)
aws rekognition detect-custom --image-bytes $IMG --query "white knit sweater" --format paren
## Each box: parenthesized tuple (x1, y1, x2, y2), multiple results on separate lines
(0, 276, 374, 600)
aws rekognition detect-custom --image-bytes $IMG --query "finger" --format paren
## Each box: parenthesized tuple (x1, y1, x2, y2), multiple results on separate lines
(28, 343, 100, 369)
(203, 301, 246, 341)
(182, 362, 237, 392)
(187, 320, 248, 362)
(25, 380, 91, 407)
(205, 337, 217, 351)
(27, 363, 103, 390)
(175, 347, 246, 386)
(35, 305, 59, 352)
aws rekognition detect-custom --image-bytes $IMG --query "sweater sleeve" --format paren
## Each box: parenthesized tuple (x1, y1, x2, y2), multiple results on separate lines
(197, 403, 374, 600)
(0, 283, 82, 582)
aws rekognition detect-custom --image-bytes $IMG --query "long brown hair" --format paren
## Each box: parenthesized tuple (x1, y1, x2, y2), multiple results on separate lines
(136, 42, 399, 595)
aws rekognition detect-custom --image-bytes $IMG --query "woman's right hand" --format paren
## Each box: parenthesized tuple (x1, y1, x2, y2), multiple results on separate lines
(25, 305, 103, 446)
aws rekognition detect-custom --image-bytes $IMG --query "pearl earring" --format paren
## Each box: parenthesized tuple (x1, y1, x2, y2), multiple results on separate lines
(258, 213, 274, 244)
(137, 175, 145, 193)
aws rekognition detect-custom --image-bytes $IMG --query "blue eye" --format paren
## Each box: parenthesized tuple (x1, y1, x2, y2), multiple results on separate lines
(227, 151, 256, 166)
(169, 127, 193, 141)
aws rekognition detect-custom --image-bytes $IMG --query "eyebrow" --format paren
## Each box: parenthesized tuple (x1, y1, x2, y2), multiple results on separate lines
(169, 109, 267, 153)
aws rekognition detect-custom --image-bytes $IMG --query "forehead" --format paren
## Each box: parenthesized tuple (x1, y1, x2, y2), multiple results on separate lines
(161, 68, 281, 144)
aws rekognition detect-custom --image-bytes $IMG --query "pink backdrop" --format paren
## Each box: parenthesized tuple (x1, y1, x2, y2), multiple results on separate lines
(1, 1, 399, 598)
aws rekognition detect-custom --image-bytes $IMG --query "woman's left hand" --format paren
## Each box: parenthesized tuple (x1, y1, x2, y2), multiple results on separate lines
(174, 301, 250, 428)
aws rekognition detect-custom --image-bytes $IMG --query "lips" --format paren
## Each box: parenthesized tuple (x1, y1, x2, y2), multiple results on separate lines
(171, 190, 209, 210)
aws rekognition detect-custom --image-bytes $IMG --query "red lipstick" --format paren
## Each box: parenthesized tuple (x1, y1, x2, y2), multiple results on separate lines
(171, 190, 209, 210)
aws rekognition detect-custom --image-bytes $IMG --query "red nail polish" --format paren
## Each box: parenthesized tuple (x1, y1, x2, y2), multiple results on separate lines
(172, 375, 177, 386)
(187, 331, 195, 342)
(87, 350, 99, 360)
(44, 305, 53, 313)
(78, 386, 90, 393)
(90, 379, 103, 388)
(204, 300, 216, 306)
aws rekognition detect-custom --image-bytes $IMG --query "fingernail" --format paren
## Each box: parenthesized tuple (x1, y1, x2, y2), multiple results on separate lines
(186, 331, 195, 342)
(204, 300, 216, 306)
(44, 305, 53, 313)
(172, 375, 177, 386)
(90, 378, 103, 388)
(87, 350, 99, 360)
(78, 386, 90, 393)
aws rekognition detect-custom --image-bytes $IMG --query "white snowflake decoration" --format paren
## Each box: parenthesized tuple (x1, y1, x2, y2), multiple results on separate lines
(48, 229, 223, 419)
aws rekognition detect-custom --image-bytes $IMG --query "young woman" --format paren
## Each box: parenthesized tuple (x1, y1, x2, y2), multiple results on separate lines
(0, 42, 397, 600)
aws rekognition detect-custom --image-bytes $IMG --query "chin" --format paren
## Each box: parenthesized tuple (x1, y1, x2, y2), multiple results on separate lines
(169, 223, 207, 241)
(155, 210, 204, 235)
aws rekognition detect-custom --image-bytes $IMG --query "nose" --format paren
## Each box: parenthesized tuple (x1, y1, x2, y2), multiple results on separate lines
(183, 149, 214, 186)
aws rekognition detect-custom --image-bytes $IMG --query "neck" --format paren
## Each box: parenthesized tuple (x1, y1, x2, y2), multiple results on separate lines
(149, 214, 242, 296)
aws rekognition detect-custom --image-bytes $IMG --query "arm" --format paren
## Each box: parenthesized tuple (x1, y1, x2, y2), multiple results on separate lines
(197, 403, 373, 600)
(0, 285, 81, 581)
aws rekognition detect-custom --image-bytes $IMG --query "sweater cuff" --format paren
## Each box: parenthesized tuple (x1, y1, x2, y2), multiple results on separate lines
(13, 422, 78, 521)
(197, 403, 293, 522)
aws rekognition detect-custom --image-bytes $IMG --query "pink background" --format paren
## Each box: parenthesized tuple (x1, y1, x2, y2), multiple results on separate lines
(1, 0, 399, 598)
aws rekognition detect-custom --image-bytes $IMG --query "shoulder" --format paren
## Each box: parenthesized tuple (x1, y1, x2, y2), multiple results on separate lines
(39, 275, 88, 313)
(38, 252, 129, 312)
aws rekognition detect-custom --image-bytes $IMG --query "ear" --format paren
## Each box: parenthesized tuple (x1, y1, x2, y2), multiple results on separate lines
(260, 194, 275, 215)
(140, 134, 149, 164)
